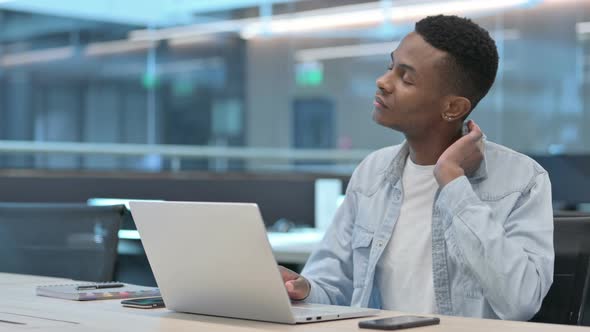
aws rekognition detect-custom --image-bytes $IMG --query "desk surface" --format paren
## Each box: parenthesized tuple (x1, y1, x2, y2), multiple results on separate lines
(267, 229, 323, 264)
(118, 228, 324, 265)
(1, 273, 588, 332)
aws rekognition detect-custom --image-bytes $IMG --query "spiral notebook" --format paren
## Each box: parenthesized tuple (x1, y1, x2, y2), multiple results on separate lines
(36, 282, 160, 301)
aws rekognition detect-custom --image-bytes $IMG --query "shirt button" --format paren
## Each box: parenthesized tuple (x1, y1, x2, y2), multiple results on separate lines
(393, 188, 401, 202)
(377, 241, 384, 247)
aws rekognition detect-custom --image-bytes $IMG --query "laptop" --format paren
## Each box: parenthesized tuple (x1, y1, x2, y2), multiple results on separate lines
(129, 200, 379, 324)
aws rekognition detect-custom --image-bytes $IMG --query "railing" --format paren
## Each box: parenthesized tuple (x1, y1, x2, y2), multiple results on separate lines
(0, 140, 373, 171)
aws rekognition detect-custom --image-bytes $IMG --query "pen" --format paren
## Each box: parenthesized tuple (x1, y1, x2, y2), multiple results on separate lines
(76, 283, 124, 291)
(0, 319, 26, 325)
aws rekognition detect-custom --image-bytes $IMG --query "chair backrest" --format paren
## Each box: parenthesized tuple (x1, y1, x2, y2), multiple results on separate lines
(532, 216, 590, 325)
(554, 210, 590, 218)
(0, 203, 125, 282)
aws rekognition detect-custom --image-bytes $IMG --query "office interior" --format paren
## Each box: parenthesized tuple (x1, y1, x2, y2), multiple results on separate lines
(0, 0, 589, 329)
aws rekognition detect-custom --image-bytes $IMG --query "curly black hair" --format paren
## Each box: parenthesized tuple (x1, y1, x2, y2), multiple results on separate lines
(415, 15, 498, 112)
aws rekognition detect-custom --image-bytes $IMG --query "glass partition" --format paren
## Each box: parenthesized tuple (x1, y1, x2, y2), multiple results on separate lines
(0, 0, 586, 174)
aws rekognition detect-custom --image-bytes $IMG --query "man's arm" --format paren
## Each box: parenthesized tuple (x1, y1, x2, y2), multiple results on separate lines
(296, 192, 357, 305)
(434, 120, 554, 320)
(436, 172, 554, 320)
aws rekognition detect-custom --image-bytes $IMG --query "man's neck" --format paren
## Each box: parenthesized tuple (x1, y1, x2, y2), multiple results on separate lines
(406, 126, 462, 166)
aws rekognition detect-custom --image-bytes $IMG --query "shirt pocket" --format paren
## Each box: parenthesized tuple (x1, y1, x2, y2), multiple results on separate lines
(351, 225, 374, 288)
(445, 230, 484, 299)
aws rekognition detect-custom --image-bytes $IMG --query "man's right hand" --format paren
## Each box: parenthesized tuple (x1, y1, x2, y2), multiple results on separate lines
(434, 120, 484, 187)
(278, 265, 310, 301)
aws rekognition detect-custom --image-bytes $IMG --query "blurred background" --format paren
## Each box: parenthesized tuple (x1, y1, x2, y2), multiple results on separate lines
(1, 3, 590, 316)
(0, 0, 587, 214)
(0, 0, 585, 172)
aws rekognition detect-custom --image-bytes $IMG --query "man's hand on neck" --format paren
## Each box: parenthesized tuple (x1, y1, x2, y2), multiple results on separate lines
(406, 120, 464, 166)
(433, 120, 484, 187)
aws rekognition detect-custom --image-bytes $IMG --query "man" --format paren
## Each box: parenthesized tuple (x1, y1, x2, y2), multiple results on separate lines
(280, 15, 554, 321)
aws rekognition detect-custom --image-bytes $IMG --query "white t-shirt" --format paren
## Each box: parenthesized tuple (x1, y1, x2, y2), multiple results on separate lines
(375, 157, 438, 313)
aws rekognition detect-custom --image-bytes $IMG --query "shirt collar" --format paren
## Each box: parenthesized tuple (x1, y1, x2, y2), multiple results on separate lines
(386, 124, 488, 184)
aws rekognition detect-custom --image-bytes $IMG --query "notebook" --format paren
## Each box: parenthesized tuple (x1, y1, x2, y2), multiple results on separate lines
(36, 282, 160, 301)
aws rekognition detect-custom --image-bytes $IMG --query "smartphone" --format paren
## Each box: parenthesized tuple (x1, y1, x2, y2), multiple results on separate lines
(358, 315, 440, 330)
(121, 297, 165, 309)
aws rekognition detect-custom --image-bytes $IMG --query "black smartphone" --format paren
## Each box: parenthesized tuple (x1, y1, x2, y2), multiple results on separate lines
(358, 315, 440, 330)
(121, 297, 165, 309)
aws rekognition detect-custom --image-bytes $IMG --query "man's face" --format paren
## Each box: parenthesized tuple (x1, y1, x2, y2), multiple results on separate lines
(373, 32, 450, 137)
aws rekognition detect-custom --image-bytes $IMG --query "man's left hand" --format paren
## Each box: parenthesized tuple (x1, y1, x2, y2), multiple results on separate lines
(434, 120, 484, 187)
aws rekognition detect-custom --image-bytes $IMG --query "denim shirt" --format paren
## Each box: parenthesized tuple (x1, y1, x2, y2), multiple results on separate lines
(301, 140, 554, 321)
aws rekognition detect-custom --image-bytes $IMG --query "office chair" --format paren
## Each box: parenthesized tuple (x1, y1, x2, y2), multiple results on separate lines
(554, 210, 590, 218)
(532, 216, 590, 325)
(0, 203, 126, 282)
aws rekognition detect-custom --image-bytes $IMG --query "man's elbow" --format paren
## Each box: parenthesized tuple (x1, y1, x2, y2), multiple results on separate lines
(498, 302, 542, 321)
(495, 283, 551, 321)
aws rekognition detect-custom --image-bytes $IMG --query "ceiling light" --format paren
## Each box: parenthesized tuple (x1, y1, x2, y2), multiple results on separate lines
(129, 0, 534, 41)
(0, 46, 74, 67)
(84, 40, 157, 57)
(294, 27, 519, 63)
(243, 0, 532, 38)
(295, 42, 400, 62)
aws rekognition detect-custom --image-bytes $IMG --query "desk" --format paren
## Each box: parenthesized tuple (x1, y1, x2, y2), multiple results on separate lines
(1, 273, 587, 332)
(267, 229, 323, 264)
(118, 228, 324, 265)
(115, 229, 322, 286)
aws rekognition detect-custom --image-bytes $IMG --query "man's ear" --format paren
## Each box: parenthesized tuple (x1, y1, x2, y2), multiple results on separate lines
(441, 96, 471, 122)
